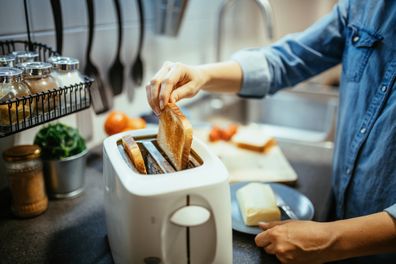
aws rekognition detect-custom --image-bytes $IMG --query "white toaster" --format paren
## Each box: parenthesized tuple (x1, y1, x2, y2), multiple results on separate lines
(103, 128, 232, 264)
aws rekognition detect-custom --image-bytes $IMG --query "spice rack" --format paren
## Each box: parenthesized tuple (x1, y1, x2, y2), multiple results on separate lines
(0, 40, 93, 138)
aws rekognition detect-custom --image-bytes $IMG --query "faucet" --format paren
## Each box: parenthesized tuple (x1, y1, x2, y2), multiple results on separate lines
(215, 0, 274, 61)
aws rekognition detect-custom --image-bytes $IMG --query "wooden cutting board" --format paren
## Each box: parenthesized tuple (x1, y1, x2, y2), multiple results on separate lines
(194, 127, 298, 184)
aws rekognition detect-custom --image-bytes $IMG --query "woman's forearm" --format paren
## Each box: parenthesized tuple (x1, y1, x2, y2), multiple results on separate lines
(198, 61, 243, 94)
(327, 212, 396, 261)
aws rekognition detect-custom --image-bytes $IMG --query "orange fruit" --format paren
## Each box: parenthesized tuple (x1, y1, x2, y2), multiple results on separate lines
(127, 117, 147, 130)
(104, 111, 129, 135)
(121, 117, 147, 132)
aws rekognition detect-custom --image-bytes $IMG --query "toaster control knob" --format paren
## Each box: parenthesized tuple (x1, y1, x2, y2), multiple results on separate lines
(170, 206, 210, 227)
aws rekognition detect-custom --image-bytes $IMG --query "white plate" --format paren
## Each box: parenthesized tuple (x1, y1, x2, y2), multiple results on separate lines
(230, 182, 314, 235)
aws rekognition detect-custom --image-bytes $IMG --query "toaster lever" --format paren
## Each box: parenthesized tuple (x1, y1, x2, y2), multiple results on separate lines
(170, 206, 210, 227)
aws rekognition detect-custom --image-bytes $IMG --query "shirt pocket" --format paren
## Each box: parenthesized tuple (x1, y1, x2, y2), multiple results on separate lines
(343, 25, 383, 82)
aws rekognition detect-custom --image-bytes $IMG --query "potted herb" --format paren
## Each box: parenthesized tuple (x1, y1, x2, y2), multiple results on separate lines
(34, 123, 88, 199)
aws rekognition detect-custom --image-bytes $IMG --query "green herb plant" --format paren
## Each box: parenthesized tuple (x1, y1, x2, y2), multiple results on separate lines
(34, 123, 86, 159)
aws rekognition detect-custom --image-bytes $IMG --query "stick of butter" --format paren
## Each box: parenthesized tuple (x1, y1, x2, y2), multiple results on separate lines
(236, 183, 281, 226)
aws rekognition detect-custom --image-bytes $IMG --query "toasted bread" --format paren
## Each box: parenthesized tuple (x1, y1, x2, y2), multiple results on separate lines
(121, 135, 147, 174)
(232, 127, 277, 153)
(157, 103, 192, 171)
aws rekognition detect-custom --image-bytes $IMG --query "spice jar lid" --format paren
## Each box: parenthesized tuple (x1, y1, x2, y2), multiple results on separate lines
(47, 56, 63, 64)
(19, 61, 53, 76)
(0, 55, 16, 67)
(12, 51, 39, 64)
(50, 57, 79, 71)
(3, 145, 41, 162)
(0, 67, 23, 83)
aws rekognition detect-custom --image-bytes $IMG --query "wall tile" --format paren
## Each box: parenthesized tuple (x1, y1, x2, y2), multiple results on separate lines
(0, 0, 27, 35)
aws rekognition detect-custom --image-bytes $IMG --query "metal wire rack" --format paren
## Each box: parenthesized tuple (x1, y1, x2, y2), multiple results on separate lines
(0, 40, 93, 137)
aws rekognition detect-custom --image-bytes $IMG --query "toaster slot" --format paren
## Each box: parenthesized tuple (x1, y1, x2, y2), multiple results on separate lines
(117, 134, 203, 175)
(138, 141, 164, 174)
(141, 140, 176, 173)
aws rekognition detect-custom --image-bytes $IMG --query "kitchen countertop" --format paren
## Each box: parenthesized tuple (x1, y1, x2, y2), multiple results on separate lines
(0, 141, 333, 264)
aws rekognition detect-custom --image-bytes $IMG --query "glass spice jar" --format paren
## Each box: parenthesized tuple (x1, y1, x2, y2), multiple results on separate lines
(0, 67, 33, 126)
(12, 50, 39, 64)
(0, 54, 16, 67)
(49, 56, 85, 106)
(3, 145, 48, 218)
(20, 61, 59, 113)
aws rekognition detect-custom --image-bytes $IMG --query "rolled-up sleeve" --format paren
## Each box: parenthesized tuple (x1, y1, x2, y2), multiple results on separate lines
(231, 48, 271, 98)
(385, 204, 396, 219)
(232, 0, 349, 98)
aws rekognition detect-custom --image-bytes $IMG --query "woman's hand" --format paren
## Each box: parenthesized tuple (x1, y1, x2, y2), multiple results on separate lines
(255, 220, 335, 264)
(255, 212, 396, 263)
(146, 61, 243, 115)
(146, 61, 209, 115)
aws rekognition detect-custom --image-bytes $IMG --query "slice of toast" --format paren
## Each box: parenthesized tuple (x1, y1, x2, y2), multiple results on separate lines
(232, 127, 277, 153)
(157, 103, 193, 171)
(121, 135, 147, 174)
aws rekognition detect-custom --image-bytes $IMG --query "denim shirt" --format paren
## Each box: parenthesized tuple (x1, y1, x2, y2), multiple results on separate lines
(232, 1, 395, 262)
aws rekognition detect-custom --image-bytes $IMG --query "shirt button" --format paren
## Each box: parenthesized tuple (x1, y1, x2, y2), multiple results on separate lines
(352, 35, 360, 43)
(360, 127, 367, 134)
(381, 86, 387, 93)
(346, 168, 351, 175)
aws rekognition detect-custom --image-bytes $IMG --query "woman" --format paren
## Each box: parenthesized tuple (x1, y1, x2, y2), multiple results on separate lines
(146, 1, 396, 263)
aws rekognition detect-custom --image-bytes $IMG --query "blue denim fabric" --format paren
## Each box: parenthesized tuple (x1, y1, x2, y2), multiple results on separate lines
(233, 1, 395, 262)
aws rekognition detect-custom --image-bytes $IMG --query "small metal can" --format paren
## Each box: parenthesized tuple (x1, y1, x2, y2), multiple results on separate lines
(3, 145, 48, 218)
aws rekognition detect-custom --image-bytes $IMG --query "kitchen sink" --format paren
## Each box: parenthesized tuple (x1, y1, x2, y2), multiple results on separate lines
(184, 82, 339, 147)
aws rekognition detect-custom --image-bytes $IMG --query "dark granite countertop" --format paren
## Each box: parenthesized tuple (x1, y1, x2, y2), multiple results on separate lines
(0, 141, 333, 264)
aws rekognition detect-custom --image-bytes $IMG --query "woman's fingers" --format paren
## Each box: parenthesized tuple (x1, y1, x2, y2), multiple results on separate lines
(147, 62, 172, 115)
(264, 243, 276, 255)
(159, 63, 183, 110)
(255, 230, 272, 248)
(259, 220, 289, 230)
(169, 83, 198, 103)
(147, 61, 204, 113)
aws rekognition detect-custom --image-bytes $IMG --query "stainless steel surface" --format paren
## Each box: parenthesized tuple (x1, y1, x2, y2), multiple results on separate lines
(248, 84, 338, 145)
(276, 193, 298, 220)
(186, 82, 338, 146)
(216, 0, 273, 61)
(42, 149, 88, 199)
(154, 0, 189, 37)
(255, 0, 273, 38)
(140, 140, 176, 173)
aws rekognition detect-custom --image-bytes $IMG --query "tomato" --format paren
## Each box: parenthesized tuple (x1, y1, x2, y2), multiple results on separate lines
(227, 124, 238, 137)
(209, 126, 222, 142)
(209, 123, 239, 142)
